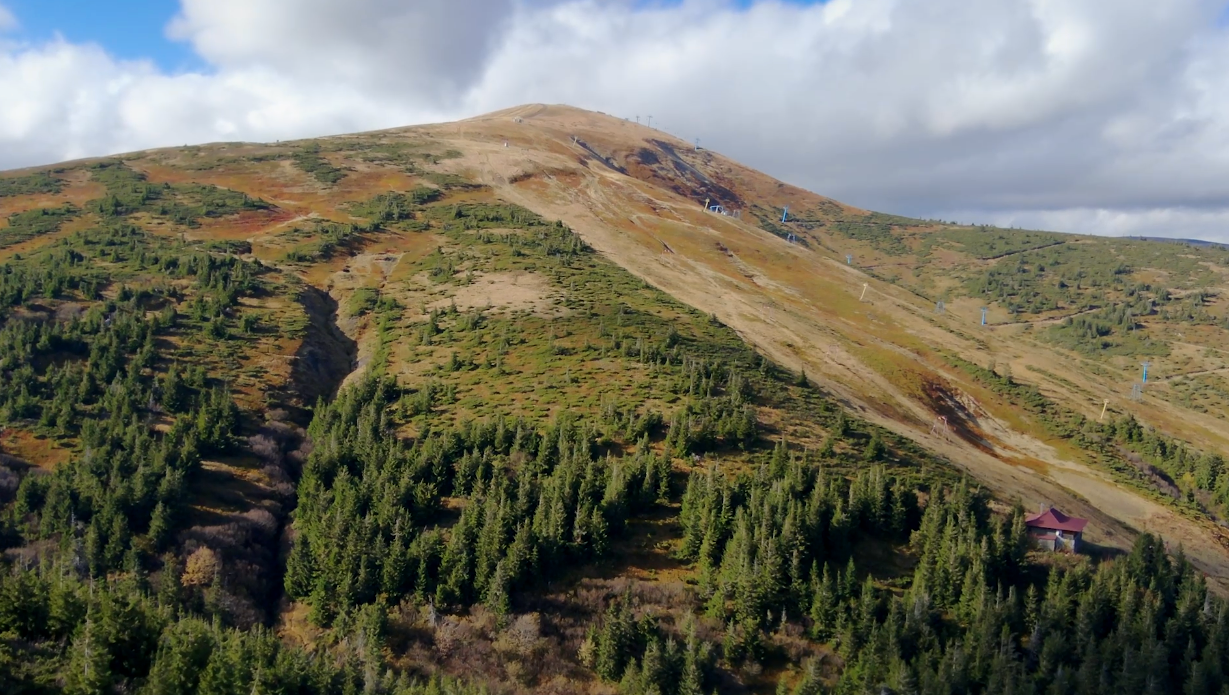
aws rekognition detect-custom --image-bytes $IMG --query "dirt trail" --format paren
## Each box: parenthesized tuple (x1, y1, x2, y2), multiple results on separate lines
(1158, 367, 1229, 383)
(990, 306, 1106, 328)
(422, 105, 1229, 592)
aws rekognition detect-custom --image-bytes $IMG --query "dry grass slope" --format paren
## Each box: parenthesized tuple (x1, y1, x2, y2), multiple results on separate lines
(6, 105, 1229, 592)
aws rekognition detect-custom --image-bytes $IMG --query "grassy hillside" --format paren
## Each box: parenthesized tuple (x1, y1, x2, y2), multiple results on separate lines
(0, 106, 1228, 694)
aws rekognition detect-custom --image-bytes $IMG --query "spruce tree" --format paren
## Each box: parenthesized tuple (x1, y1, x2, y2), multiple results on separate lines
(63, 617, 112, 695)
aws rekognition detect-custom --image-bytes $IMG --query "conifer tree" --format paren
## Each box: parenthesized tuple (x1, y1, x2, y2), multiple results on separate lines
(63, 617, 112, 695)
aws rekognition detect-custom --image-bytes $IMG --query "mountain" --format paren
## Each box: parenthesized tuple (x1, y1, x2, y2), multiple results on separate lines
(1, 104, 1228, 693)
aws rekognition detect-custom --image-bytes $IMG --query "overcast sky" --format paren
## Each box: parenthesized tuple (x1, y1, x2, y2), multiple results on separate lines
(4, 0, 1229, 242)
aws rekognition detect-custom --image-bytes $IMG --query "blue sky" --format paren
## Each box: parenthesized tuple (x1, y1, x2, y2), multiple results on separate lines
(4, 0, 199, 70)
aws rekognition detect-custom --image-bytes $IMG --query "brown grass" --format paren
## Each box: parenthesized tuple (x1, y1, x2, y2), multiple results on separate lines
(0, 427, 72, 469)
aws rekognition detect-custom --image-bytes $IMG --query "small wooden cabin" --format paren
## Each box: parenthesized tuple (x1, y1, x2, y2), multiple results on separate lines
(1025, 506, 1088, 553)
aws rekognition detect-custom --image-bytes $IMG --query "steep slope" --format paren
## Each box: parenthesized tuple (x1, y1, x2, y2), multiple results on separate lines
(402, 105, 1229, 588)
(2, 104, 1228, 580)
(2, 105, 1229, 694)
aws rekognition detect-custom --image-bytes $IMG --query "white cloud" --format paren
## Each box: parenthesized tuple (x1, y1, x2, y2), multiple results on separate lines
(3, 0, 1229, 243)
(944, 206, 1229, 243)
(167, 0, 518, 104)
(0, 39, 451, 168)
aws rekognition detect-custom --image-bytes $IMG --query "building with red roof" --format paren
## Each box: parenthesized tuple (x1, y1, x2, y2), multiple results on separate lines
(1025, 505, 1088, 552)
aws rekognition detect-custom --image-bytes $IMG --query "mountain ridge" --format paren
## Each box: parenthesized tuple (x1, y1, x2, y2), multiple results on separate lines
(413, 104, 1229, 582)
(4, 104, 1228, 581)
(3, 103, 1229, 693)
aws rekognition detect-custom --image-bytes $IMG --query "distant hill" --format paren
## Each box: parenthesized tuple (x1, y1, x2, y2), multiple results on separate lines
(2, 104, 1228, 694)
(1123, 235, 1229, 249)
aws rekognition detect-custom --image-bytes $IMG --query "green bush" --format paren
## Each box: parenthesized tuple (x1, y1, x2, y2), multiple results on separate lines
(0, 205, 78, 249)
(0, 170, 63, 197)
(347, 287, 380, 316)
(292, 145, 347, 184)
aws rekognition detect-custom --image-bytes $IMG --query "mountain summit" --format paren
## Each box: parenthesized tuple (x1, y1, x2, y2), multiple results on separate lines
(2, 104, 1228, 693)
